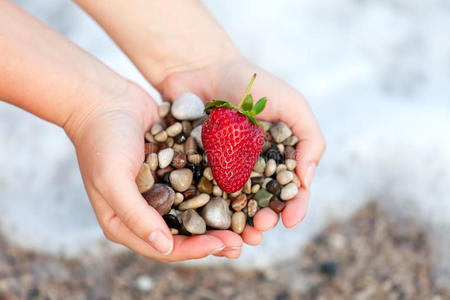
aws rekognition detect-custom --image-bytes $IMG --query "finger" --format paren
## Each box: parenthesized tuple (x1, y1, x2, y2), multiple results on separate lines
(253, 207, 279, 232)
(241, 225, 263, 246)
(206, 230, 243, 258)
(281, 188, 310, 228)
(220, 248, 242, 259)
(95, 169, 174, 256)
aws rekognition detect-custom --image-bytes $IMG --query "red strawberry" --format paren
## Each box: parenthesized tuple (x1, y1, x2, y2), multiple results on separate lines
(202, 74, 267, 193)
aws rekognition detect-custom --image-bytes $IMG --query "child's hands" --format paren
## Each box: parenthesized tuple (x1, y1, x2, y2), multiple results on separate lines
(64, 83, 243, 261)
(160, 57, 326, 245)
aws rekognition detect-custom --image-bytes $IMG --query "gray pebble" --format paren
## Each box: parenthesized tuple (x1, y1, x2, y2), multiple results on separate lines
(280, 183, 298, 201)
(264, 159, 277, 177)
(283, 135, 299, 146)
(158, 148, 174, 169)
(270, 122, 292, 143)
(201, 197, 231, 229)
(181, 209, 206, 234)
(277, 170, 293, 185)
(253, 157, 266, 173)
(190, 125, 203, 149)
(171, 93, 205, 120)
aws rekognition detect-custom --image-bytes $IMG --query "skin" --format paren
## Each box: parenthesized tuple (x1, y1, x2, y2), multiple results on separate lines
(0, 0, 325, 261)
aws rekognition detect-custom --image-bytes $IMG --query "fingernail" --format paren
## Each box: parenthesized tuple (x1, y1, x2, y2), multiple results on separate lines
(209, 245, 226, 255)
(223, 246, 242, 251)
(148, 231, 173, 255)
(304, 162, 316, 189)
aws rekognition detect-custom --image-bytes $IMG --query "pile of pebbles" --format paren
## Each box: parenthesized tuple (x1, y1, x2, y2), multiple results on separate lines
(135, 93, 300, 235)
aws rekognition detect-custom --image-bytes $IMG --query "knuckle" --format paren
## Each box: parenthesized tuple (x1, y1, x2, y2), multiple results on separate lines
(120, 208, 144, 230)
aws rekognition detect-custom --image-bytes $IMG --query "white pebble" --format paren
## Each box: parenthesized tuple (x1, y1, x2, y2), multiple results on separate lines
(171, 93, 205, 120)
(280, 183, 298, 200)
(166, 122, 182, 137)
(277, 170, 294, 185)
(159, 101, 171, 118)
(265, 159, 276, 177)
(158, 148, 174, 169)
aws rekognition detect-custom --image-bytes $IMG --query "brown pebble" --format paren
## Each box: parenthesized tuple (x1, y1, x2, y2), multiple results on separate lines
(251, 176, 265, 185)
(173, 143, 185, 153)
(136, 163, 154, 193)
(285, 146, 296, 160)
(269, 198, 286, 213)
(182, 120, 192, 135)
(231, 212, 246, 234)
(247, 199, 258, 217)
(146, 153, 158, 171)
(203, 167, 213, 181)
(165, 113, 177, 126)
(197, 177, 213, 194)
(174, 192, 184, 206)
(172, 151, 187, 169)
(188, 153, 202, 164)
(231, 194, 247, 212)
(184, 137, 197, 154)
(156, 166, 173, 178)
(166, 137, 174, 147)
(154, 130, 168, 143)
(142, 184, 174, 215)
(144, 143, 159, 155)
(183, 186, 197, 199)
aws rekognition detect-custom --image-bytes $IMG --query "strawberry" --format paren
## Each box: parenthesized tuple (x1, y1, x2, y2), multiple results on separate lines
(202, 74, 267, 193)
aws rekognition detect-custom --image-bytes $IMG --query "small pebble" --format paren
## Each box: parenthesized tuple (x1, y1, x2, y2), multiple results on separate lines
(213, 185, 222, 197)
(231, 194, 247, 212)
(144, 143, 159, 155)
(169, 168, 193, 192)
(142, 184, 174, 215)
(254, 189, 273, 208)
(286, 159, 296, 170)
(231, 212, 246, 234)
(181, 209, 206, 234)
(158, 148, 174, 169)
(270, 122, 292, 143)
(163, 214, 181, 230)
(292, 174, 301, 188)
(247, 199, 258, 217)
(159, 101, 171, 118)
(203, 167, 213, 181)
(166, 137, 174, 147)
(166, 122, 182, 137)
(145, 132, 156, 143)
(162, 172, 170, 184)
(251, 184, 260, 194)
(283, 135, 299, 146)
(190, 125, 203, 149)
(230, 190, 241, 198)
(184, 136, 197, 154)
(277, 170, 293, 185)
(171, 151, 187, 169)
(262, 178, 272, 189)
(197, 177, 213, 194)
(280, 183, 298, 201)
(174, 192, 184, 206)
(175, 133, 187, 144)
(265, 145, 283, 164)
(151, 123, 164, 135)
(154, 130, 168, 143)
(182, 120, 192, 135)
(266, 180, 281, 196)
(135, 275, 155, 292)
(243, 179, 252, 194)
(146, 153, 158, 171)
(178, 193, 210, 210)
(276, 164, 287, 174)
(201, 197, 231, 229)
(253, 157, 266, 173)
(186, 162, 204, 181)
(165, 113, 177, 126)
(156, 166, 173, 178)
(136, 163, 154, 193)
(284, 146, 296, 159)
(265, 159, 277, 177)
(173, 143, 185, 153)
(188, 153, 202, 164)
(251, 176, 265, 185)
(260, 121, 272, 131)
(269, 198, 286, 213)
(170, 228, 179, 235)
(277, 143, 285, 155)
(183, 186, 197, 199)
(171, 93, 205, 120)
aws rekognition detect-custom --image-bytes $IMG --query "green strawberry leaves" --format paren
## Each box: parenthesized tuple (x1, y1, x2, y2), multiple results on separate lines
(204, 73, 268, 131)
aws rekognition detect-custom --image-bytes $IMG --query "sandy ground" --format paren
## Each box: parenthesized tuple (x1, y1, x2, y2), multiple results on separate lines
(0, 203, 448, 300)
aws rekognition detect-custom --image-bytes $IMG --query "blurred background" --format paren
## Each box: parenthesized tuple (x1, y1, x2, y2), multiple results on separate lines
(1, 0, 450, 299)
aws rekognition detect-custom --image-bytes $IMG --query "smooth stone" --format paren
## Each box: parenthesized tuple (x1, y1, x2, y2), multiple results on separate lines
(182, 120, 192, 135)
(169, 168, 193, 192)
(265, 145, 283, 164)
(163, 214, 181, 230)
(286, 159, 297, 171)
(260, 121, 272, 131)
(144, 143, 159, 155)
(285, 146, 296, 160)
(247, 199, 258, 217)
(201, 197, 231, 229)
(254, 189, 273, 208)
(174, 192, 184, 206)
(269, 198, 286, 213)
(270, 122, 292, 143)
(142, 184, 174, 215)
(277, 170, 293, 185)
(165, 113, 177, 126)
(171, 151, 187, 169)
(251, 184, 260, 194)
(171, 228, 179, 235)
(292, 174, 301, 188)
(154, 130, 168, 143)
(253, 157, 266, 173)
(156, 166, 173, 178)
(146, 153, 158, 171)
(136, 163, 154, 193)
(243, 179, 252, 194)
(159, 101, 171, 118)
(151, 123, 164, 135)
(145, 132, 156, 143)
(166, 122, 182, 137)
(231, 212, 246, 234)
(188, 153, 202, 164)
(184, 136, 197, 154)
(171, 93, 205, 120)
(283, 135, 299, 146)
(277, 143, 285, 155)
(203, 167, 213, 181)
(190, 125, 203, 149)
(212, 185, 222, 197)
(162, 172, 170, 184)
(158, 148, 174, 169)
(166, 137, 174, 147)
(250, 171, 263, 178)
(186, 162, 204, 181)
(280, 183, 298, 200)
(197, 177, 213, 194)
(173, 143, 185, 153)
(251, 176, 265, 185)
(181, 209, 206, 235)
(230, 190, 241, 198)
(231, 194, 247, 212)
(276, 164, 287, 174)
(183, 186, 197, 199)
(264, 159, 277, 177)
(178, 193, 210, 210)
(266, 180, 281, 196)
(261, 178, 272, 189)
(175, 133, 187, 144)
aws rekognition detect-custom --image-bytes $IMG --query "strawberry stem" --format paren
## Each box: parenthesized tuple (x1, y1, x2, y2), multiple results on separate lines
(238, 73, 256, 108)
